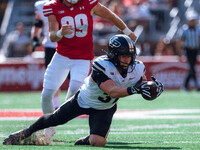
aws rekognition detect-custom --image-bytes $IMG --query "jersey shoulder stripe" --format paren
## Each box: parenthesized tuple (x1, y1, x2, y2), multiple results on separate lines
(92, 55, 108, 73)
(43, 0, 56, 16)
(43, 9, 53, 16)
(93, 61, 105, 71)
(89, 0, 98, 4)
(93, 61, 105, 73)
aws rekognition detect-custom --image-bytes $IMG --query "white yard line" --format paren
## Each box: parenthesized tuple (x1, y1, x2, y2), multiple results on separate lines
(114, 109, 200, 119)
(109, 141, 200, 144)
(111, 132, 200, 134)
(112, 122, 200, 130)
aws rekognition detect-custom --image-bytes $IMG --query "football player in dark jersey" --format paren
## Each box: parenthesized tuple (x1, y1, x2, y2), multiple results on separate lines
(40, 0, 137, 140)
(3, 34, 163, 146)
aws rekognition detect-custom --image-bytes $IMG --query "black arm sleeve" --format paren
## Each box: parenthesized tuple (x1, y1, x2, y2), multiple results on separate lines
(34, 19, 43, 28)
(91, 70, 110, 87)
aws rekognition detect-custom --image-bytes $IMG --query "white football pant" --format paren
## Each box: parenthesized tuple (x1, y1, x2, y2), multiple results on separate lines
(41, 52, 90, 114)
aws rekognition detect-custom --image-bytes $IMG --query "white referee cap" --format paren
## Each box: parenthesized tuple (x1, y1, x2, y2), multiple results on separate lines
(186, 10, 198, 21)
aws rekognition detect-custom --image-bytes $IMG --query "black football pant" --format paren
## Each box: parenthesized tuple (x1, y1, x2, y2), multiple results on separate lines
(28, 91, 117, 138)
(184, 48, 199, 89)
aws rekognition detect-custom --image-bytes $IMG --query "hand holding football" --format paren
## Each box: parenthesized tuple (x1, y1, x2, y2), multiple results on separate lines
(141, 81, 159, 101)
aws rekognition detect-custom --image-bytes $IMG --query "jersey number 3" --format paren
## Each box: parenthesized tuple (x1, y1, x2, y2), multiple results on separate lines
(61, 14, 88, 38)
(98, 93, 119, 104)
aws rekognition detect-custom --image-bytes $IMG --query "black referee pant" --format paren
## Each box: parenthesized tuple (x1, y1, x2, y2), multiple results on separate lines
(184, 48, 199, 90)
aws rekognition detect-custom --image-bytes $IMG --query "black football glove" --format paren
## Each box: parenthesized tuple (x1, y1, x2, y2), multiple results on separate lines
(32, 37, 40, 52)
(139, 82, 152, 98)
(151, 76, 164, 97)
(127, 82, 150, 96)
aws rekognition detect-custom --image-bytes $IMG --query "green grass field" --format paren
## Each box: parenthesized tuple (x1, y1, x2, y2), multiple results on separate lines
(0, 90, 200, 150)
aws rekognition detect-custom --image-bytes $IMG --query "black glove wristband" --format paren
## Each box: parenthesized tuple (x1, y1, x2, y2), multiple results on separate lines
(127, 87, 133, 95)
(127, 86, 140, 95)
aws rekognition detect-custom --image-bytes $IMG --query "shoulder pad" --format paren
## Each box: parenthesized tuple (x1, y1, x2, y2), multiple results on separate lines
(135, 59, 143, 64)
(134, 59, 145, 74)
(35, 1, 45, 7)
(43, 0, 56, 16)
(92, 56, 107, 73)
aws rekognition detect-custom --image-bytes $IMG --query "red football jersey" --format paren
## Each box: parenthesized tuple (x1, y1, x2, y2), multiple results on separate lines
(43, 0, 98, 60)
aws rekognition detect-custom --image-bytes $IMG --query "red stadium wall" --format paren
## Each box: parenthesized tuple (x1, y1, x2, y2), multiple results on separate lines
(0, 56, 199, 91)
(0, 59, 69, 91)
(141, 56, 200, 89)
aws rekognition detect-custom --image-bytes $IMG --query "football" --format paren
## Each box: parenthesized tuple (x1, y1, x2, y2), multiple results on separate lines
(141, 81, 158, 101)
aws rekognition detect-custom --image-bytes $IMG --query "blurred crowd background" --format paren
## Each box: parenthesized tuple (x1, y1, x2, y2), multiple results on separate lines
(0, 0, 199, 58)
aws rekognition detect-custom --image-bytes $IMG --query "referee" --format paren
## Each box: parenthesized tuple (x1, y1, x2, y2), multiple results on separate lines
(177, 10, 200, 91)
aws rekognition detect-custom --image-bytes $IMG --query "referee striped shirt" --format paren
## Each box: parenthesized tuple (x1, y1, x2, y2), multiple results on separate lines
(181, 25, 200, 49)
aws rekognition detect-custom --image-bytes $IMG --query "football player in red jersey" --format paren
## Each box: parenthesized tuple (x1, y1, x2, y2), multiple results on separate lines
(39, 0, 137, 141)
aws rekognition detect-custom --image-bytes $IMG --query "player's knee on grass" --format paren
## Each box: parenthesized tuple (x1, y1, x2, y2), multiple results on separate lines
(89, 134, 107, 146)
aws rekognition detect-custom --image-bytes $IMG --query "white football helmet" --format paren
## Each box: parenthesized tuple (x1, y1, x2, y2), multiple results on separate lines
(66, 0, 80, 4)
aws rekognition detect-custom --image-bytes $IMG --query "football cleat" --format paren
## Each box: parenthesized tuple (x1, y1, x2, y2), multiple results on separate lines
(74, 135, 90, 145)
(3, 128, 31, 145)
